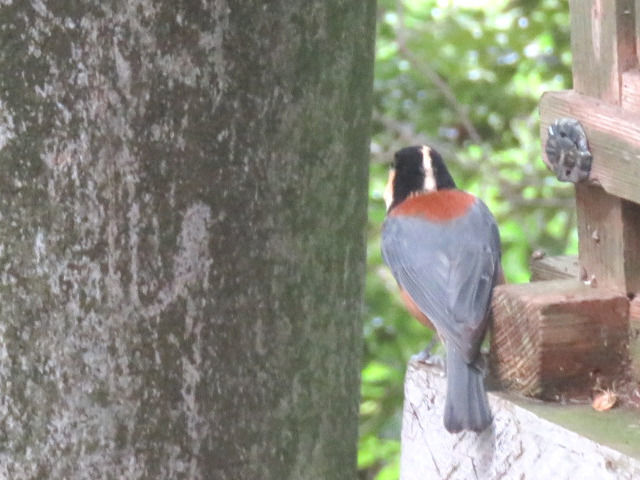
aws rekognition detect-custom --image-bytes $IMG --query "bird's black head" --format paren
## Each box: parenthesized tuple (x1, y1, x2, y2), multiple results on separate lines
(384, 145, 457, 211)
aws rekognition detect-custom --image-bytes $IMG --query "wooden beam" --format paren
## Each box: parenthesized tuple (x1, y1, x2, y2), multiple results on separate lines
(540, 90, 640, 204)
(569, 0, 636, 104)
(490, 280, 629, 400)
(622, 69, 640, 111)
(577, 184, 640, 293)
(530, 255, 579, 282)
(401, 360, 640, 480)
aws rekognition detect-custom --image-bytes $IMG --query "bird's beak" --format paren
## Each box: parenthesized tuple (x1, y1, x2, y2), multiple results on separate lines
(383, 168, 395, 211)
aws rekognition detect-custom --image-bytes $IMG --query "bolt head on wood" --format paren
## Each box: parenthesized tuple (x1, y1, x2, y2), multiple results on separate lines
(490, 280, 629, 400)
(544, 118, 592, 183)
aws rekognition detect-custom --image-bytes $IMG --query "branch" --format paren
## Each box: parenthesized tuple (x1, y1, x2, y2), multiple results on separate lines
(394, 0, 483, 145)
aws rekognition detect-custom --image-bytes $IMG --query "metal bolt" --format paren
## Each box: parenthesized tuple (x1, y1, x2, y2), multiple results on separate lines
(544, 118, 592, 183)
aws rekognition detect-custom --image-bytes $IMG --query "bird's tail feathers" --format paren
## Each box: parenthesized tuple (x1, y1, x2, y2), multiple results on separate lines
(443, 346, 491, 433)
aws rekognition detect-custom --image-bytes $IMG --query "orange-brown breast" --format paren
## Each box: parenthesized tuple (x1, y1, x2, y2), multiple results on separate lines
(399, 288, 435, 330)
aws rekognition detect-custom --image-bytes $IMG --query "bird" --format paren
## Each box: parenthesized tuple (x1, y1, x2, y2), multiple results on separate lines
(381, 145, 502, 433)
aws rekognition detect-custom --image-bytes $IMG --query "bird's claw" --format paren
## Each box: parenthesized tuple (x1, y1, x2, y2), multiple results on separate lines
(411, 337, 444, 368)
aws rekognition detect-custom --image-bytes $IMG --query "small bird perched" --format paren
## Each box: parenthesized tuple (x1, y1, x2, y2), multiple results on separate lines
(381, 145, 502, 433)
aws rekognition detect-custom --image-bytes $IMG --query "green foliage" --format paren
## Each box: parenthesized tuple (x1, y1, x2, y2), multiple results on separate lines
(360, 1, 574, 478)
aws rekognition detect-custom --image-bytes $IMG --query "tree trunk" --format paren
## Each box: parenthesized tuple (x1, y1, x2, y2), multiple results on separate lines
(0, 1, 375, 478)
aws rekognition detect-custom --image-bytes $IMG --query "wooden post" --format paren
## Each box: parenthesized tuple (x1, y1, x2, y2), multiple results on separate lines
(568, 0, 640, 294)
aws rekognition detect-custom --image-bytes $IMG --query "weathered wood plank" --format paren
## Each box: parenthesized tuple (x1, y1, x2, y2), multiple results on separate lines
(576, 184, 640, 293)
(569, 0, 636, 103)
(530, 254, 579, 281)
(622, 69, 640, 111)
(575, 185, 622, 290)
(490, 280, 629, 400)
(401, 360, 640, 480)
(540, 90, 640, 204)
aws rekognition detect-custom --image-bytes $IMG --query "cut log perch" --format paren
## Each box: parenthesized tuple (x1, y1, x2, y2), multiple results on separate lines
(401, 359, 640, 480)
(490, 280, 629, 399)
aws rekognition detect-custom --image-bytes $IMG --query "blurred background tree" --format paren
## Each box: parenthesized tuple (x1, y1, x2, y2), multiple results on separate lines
(360, 1, 574, 478)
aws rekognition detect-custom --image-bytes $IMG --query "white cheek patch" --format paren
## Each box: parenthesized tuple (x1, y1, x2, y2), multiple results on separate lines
(384, 169, 395, 210)
(421, 145, 436, 191)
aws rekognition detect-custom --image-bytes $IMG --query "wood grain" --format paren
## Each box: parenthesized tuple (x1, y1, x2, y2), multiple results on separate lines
(577, 184, 626, 291)
(530, 255, 579, 282)
(569, 0, 636, 104)
(575, 186, 640, 293)
(490, 280, 629, 400)
(622, 69, 640, 111)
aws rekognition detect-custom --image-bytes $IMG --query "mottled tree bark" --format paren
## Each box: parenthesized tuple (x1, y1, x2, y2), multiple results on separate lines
(0, 1, 375, 478)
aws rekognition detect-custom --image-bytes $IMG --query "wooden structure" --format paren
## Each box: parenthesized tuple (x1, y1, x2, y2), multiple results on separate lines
(491, 0, 640, 398)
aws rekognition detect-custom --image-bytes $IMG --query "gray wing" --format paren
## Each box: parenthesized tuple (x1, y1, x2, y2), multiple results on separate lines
(381, 199, 501, 364)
